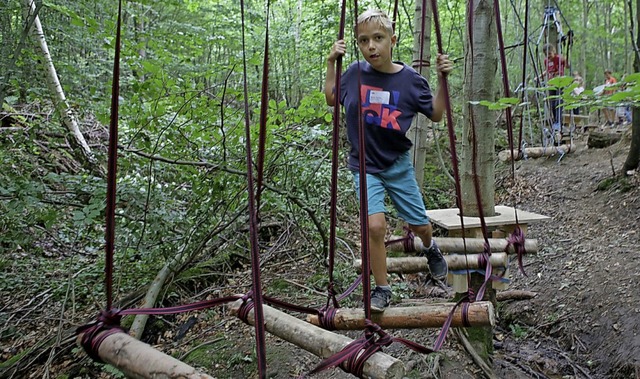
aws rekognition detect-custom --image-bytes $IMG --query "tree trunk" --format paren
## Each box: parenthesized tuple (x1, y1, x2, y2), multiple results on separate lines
(21, 0, 102, 175)
(461, 0, 496, 217)
(460, 0, 497, 363)
(408, 1, 432, 188)
(623, 0, 640, 173)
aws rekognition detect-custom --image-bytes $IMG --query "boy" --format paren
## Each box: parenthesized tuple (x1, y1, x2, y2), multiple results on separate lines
(324, 9, 452, 312)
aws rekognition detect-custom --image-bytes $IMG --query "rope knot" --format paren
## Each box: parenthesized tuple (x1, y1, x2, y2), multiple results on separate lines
(507, 227, 527, 276)
(76, 309, 124, 363)
(317, 308, 338, 331)
(236, 296, 255, 324)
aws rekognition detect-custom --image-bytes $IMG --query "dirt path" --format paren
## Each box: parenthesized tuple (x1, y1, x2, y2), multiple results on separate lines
(495, 135, 640, 379)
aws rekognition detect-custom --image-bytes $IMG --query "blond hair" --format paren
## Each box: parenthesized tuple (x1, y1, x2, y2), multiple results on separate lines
(356, 9, 394, 37)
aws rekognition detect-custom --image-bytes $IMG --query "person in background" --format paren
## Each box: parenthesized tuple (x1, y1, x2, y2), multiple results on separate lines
(540, 44, 566, 129)
(602, 70, 618, 126)
(325, 9, 451, 313)
(571, 72, 585, 115)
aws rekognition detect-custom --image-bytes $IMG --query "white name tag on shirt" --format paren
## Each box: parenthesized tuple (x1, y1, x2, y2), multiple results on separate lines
(369, 90, 390, 104)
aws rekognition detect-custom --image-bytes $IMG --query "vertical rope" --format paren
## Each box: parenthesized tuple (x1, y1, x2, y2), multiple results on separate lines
(430, 0, 466, 240)
(326, 0, 347, 311)
(518, 0, 530, 154)
(494, 0, 520, 228)
(352, 0, 373, 323)
(255, 5, 270, 216)
(239, 1, 267, 376)
(104, 0, 123, 311)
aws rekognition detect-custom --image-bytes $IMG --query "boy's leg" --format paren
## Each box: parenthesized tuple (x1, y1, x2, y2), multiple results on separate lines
(368, 212, 389, 286)
(353, 172, 392, 312)
(381, 153, 448, 280)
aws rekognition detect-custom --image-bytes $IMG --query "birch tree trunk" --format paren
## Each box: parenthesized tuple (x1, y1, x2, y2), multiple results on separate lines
(21, 0, 102, 174)
(408, 1, 432, 189)
(459, 0, 497, 367)
(623, 0, 640, 173)
(461, 0, 496, 217)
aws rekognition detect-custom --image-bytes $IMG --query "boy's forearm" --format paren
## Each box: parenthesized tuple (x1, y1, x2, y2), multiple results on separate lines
(430, 76, 447, 122)
(325, 60, 337, 106)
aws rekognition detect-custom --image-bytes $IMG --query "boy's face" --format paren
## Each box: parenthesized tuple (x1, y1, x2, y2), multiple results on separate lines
(356, 21, 396, 71)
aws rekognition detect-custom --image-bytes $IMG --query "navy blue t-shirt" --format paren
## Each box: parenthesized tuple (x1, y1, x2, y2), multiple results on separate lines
(339, 61, 434, 173)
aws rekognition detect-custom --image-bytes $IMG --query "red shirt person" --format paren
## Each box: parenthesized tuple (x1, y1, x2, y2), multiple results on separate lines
(543, 44, 566, 80)
(541, 43, 566, 127)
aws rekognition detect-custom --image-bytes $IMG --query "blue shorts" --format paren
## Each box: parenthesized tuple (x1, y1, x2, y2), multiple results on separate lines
(352, 152, 430, 226)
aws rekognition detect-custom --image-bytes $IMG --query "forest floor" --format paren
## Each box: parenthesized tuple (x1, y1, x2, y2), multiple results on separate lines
(1, 126, 639, 379)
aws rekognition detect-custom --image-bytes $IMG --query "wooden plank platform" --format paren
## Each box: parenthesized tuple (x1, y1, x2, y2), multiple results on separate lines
(427, 205, 549, 292)
(427, 205, 550, 234)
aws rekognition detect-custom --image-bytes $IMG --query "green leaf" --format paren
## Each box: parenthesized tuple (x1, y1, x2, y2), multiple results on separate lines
(548, 76, 574, 88)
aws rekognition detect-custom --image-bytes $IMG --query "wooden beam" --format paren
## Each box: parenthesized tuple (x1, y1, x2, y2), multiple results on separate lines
(307, 301, 495, 330)
(77, 331, 214, 378)
(385, 237, 538, 254)
(229, 300, 404, 379)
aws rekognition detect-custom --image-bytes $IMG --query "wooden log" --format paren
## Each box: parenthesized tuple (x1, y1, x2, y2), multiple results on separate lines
(229, 299, 404, 379)
(77, 331, 214, 379)
(353, 253, 508, 274)
(498, 144, 575, 162)
(587, 130, 622, 148)
(307, 301, 495, 330)
(385, 237, 538, 255)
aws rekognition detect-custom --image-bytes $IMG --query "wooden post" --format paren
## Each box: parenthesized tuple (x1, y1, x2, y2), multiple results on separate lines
(77, 331, 214, 379)
(307, 301, 495, 330)
(229, 300, 404, 379)
(354, 253, 509, 274)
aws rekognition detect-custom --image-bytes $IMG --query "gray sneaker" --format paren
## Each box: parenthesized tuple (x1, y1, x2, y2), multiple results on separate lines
(370, 286, 392, 313)
(422, 241, 448, 281)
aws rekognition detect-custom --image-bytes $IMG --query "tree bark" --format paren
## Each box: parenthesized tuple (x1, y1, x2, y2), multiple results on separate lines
(408, 0, 432, 188)
(460, 0, 497, 362)
(21, 0, 102, 175)
(461, 0, 496, 217)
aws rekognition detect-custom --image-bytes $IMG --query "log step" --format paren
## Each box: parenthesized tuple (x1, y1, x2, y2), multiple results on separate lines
(307, 301, 495, 330)
(229, 299, 404, 379)
(354, 253, 509, 274)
